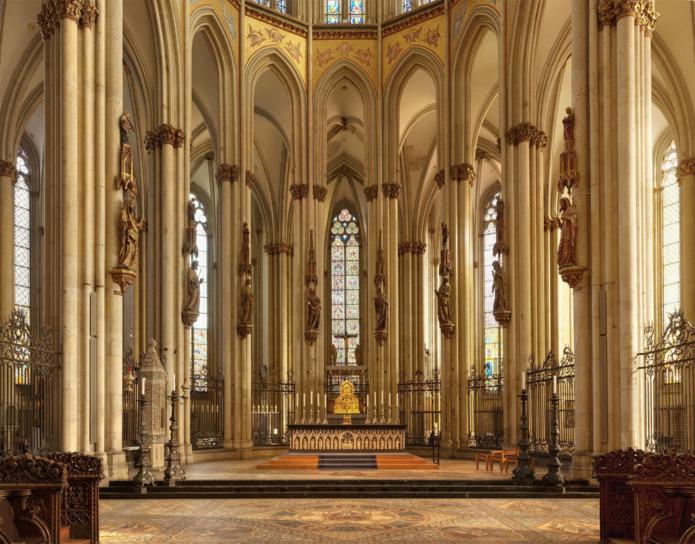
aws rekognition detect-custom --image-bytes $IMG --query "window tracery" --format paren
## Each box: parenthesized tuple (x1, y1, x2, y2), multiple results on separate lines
(482, 192, 503, 378)
(660, 141, 680, 324)
(324, 0, 365, 24)
(14, 149, 31, 324)
(189, 193, 210, 391)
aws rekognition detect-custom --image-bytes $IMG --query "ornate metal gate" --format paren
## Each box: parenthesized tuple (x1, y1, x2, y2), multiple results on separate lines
(190, 368, 224, 450)
(467, 369, 504, 449)
(0, 310, 60, 454)
(252, 368, 295, 446)
(637, 310, 695, 454)
(398, 370, 441, 446)
(526, 348, 575, 457)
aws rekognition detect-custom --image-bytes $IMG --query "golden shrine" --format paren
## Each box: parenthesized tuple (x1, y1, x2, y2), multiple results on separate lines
(333, 380, 360, 424)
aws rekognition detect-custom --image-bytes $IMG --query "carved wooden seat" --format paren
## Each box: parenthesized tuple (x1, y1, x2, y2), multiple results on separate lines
(629, 453, 695, 544)
(592, 448, 646, 543)
(0, 454, 68, 544)
(44, 453, 103, 544)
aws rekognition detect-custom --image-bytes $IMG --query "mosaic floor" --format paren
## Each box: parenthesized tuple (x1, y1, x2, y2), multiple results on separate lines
(100, 497, 599, 543)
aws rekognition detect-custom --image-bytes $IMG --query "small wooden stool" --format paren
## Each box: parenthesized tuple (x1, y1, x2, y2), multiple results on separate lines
(475, 452, 491, 471)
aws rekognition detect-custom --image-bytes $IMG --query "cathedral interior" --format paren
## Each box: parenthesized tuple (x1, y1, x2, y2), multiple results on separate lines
(0, 0, 694, 542)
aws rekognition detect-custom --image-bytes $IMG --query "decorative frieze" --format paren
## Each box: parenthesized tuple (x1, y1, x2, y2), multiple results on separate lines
(313, 28, 378, 40)
(364, 185, 379, 201)
(382, 2, 445, 37)
(245, 2, 308, 38)
(312, 184, 327, 202)
(144, 124, 185, 151)
(289, 183, 308, 200)
(264, 243, 294, 256)
(450, 163, 475, 185)
(677, 157, 695, 184)
(216, 163, 239, 184)
(382, 182, 401, 199)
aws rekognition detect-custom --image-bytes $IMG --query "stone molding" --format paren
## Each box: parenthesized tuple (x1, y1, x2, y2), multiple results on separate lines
(382, 2, 445, 37)
(264, 243, 294, 256)
(506, 122, 547, 148)
(677, 157, 695, 184)
(364, 185, 379, 201)
(312, 184, 327, 202)
(0, 159, 16, 181)
(289, 183, 308, 200)
(598, 0, 658, 30)
(245, 2, 308, 38)
(382, 183, 401, 199)
(313, 28, 378, 40)
(450, 163, 476, 185)
(145, 124, 185, 151)
(216, 163, 239, 184)
(398, 241, 426, 256)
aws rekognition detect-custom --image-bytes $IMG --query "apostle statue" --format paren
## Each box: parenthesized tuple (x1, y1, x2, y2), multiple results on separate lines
(492, 260, 508, 313)
(118, 187, 146, 270)
(436, 275, 452, 326)
(331, 344, 338, 366)
(354, 343, 362, 366)
(306, 282, 321, 330)
(183, 199, 198, 257)
(493, 198, 507, 256)
(374, 282, 389, 333)
(240, 278, 254, 325)
(557, 195, 577, 268)
(119, 112, 134, 146)
(183, 261, 203, 318)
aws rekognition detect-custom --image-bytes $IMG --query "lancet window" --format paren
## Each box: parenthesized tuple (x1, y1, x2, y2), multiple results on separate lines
(189, 194, 210, 390)
(14, 149, 31, 323)
(660, 141, 680, 324)
(330, 209, 360, 365)
(324, 0, 365, 24)
(482, 191, 503, 378)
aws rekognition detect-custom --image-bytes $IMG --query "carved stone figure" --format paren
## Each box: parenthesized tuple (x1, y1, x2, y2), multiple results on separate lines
(119, 112, 134, 146)
(331, 344, 338, 366)
(306, 282, 321, 330)
(374, 283, 389, 333)
(492, 260, 508, 313)
(183, 199, 198, 257)
(558, 195, 577, 268)
(241, 223, 250, 269)
(562, 106, 574, 142)
(118, 187, 146, 270)
(493, 198, 507, 256)
(354, 343, 362, 366)
(436, 275, 452, 326)
(183, 261, 203, 318)
(240, 278, 254, 325)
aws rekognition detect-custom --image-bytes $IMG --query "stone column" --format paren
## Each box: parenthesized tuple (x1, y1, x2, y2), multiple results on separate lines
(0, 161, 15, 320)
(679, 158, 695, 317)
(384, 183, 400, 420)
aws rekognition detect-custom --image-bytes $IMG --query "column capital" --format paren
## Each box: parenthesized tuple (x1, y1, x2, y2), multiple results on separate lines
(79, 1, 99, 29)
(312, 184, 327, 202)
(398, 241, 427, 256)
(54, 0, 82, 22)
(289, 183, 308, 200)
(145, 124, 185, 150)
(677, 157, 695, 184)
(364, 185, 378, 201)
(0, 159, 16, 182)
(598, 0, 658, 30)
(382, 182, 401, 199)
(37, 2, 58, 39)
(450, 163, 476, 185)
(434, 169, 445, 189)
(216, 163, 239, 183)
(245, 170, 257, 187)
(506, 122, 537, 146)
(264, 243, 294, 256)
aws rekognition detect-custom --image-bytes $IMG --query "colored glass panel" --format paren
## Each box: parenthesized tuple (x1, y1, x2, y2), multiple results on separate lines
(190, 194, 210, 391)
(661, 142, 680, 324)
(325, 0, 341, 23)
(482, 192, 503, 377)
(14, 150, 31, 384)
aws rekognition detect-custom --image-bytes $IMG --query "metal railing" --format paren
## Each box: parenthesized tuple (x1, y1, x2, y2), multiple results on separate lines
(0, 310, 60, 454)
(637, 310, 695, 454)
(467, 369, 504, 449)
(398, 369, 441, 446)
(252, 371, 295, 446)
(190, 369, 224, 450)
(527, 348, 575, 458)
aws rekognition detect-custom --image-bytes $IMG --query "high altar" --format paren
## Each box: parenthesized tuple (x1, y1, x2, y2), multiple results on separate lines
(288, 380, 406, 452)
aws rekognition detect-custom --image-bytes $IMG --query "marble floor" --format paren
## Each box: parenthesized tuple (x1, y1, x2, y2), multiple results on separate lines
(100, 497, 599, 543)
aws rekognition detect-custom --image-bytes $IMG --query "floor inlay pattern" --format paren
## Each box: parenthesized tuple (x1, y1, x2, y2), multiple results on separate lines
(100, 497, 599, 543)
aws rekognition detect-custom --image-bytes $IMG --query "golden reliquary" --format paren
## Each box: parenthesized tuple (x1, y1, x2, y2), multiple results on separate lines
(333, 379, 360, 424)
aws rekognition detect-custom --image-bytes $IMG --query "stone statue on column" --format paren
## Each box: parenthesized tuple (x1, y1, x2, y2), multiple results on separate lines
(437, 222, 455, 338)
(331, 344, 338, 366)
(493, 197, 508, 257)
(182, 199, 198, 257)
(492, 260, 511, 325)
(181, 261, 202, 327)
(306, 282, 321, 332)
(305, 230, 320, 345)
(237, 222, 253, 337)
(240, 278, 254, 326)
(557, 195, 578, 269)
(374, 230, 388, 344)
(117, 187, 146, 270)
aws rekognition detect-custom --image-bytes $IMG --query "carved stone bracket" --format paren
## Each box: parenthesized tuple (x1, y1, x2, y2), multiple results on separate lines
(506, 122, 547, 148)
(677, 157, 695, 184)
(245, 170, 257, 188)
(290, 183, 309, 200)
(559, 264, 586, 289)
(312, 184, 327, 202)
(216, 163, 240, 184)
(0, 159, 16, 182)
(264, 243, 294, 256)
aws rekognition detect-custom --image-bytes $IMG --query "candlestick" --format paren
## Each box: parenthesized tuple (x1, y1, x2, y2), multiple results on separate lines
(140, 377, 146, 396)
(552, 375, 558, 395)
(522, 370, 527, 391)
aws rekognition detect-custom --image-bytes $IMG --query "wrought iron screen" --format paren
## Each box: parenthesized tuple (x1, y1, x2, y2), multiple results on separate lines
(526, 348, 575, 457)
(398, 370, 441, 446)
(0, 310, 60, 454)
(637, 310, 695, 454)
(190, 369, 224, 449)
(467, 370, 503, 449)
(252, 369, 295, 446)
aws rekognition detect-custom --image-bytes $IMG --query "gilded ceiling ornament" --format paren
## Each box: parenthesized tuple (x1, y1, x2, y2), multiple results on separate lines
(437, 223, 455, 338)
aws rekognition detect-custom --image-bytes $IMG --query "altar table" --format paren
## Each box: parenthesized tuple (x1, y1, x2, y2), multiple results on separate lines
(288, 423, 406, 452)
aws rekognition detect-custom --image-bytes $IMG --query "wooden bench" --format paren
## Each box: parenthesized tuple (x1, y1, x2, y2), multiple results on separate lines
(45, 453, 103, 544)
(629, 452, 695, 544)
(0, 454, 68, 544)
(593, 448, 646, 543)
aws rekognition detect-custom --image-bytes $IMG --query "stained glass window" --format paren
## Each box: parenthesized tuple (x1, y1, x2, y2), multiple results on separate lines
(276, 0, 287, 13)
(402, 0, 414, 12)
(349, 0, 364, 24)
(482, 192, 503, 379)
(331, 209, 360, 364)
(189, 194, 210, 391)
(14, 150, 31, 385)
(661, 141, 680, 323)
(325, 0, 341, 23)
